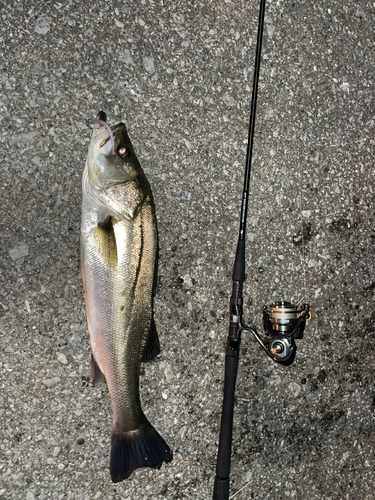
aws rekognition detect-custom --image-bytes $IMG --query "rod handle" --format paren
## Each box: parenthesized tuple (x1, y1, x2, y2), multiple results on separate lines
(213, 353, 239, 500)
(213, 476, 229, 500)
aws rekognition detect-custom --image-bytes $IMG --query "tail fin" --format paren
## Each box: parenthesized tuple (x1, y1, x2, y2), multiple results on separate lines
(110, 420, 172, 483)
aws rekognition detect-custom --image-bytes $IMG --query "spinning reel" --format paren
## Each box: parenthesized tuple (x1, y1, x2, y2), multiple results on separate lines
(260, 301, 310, 365)
(230, 298, 310, 366)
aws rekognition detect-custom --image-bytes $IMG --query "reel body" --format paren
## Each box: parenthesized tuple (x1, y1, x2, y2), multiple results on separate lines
(230, 300, 310, 366)
(260, 301, 310, 365)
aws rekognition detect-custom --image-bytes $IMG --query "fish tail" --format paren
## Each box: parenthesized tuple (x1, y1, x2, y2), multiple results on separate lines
(110, 420, 172, 483)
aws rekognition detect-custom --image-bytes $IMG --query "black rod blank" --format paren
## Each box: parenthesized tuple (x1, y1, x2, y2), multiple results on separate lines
(232, 0, 267, 283)
(239, 0, 266, 244)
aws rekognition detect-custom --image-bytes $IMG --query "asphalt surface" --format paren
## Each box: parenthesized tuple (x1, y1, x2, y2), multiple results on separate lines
(0, 1, 374, 499)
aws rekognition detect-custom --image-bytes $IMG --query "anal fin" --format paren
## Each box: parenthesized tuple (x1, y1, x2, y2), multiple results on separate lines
(141, 317, 160, 362)
(90, 350, 106, 384)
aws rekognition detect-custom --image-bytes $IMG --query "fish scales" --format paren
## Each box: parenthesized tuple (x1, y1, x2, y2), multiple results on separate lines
(81, 112, 172, 482)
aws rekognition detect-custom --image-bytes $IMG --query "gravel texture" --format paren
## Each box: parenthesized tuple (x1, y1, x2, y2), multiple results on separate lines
(0, 1, 374, 499)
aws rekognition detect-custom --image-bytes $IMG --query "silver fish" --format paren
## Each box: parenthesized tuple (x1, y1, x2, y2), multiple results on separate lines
(81, 111, 172, 482)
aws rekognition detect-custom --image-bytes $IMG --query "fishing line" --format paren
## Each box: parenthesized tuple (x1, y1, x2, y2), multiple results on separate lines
(228, 481, 253, 500)
(269, 162, 310, 306)
(296, 276, 323, 306)
(298, 160, 307, 296)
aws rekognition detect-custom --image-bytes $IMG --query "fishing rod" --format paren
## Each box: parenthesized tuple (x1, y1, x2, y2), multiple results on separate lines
(213, 1, 310, 499)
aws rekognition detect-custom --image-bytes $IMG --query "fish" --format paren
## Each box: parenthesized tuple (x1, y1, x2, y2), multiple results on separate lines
(80, 111, 172, 482)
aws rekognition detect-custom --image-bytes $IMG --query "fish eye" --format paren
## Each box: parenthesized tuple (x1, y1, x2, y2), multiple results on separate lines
(117, 146, 130, 158)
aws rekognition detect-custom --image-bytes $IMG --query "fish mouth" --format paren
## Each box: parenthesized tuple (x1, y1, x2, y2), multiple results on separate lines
(93, 111, 125, 136)
(91, 112, 127, 156)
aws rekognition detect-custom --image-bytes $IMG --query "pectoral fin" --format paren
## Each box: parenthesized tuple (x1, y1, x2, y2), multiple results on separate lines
(93, 216, 118, 268)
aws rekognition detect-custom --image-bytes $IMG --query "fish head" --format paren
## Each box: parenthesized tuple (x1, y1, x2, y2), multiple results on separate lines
(87, 111, 140, 190)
